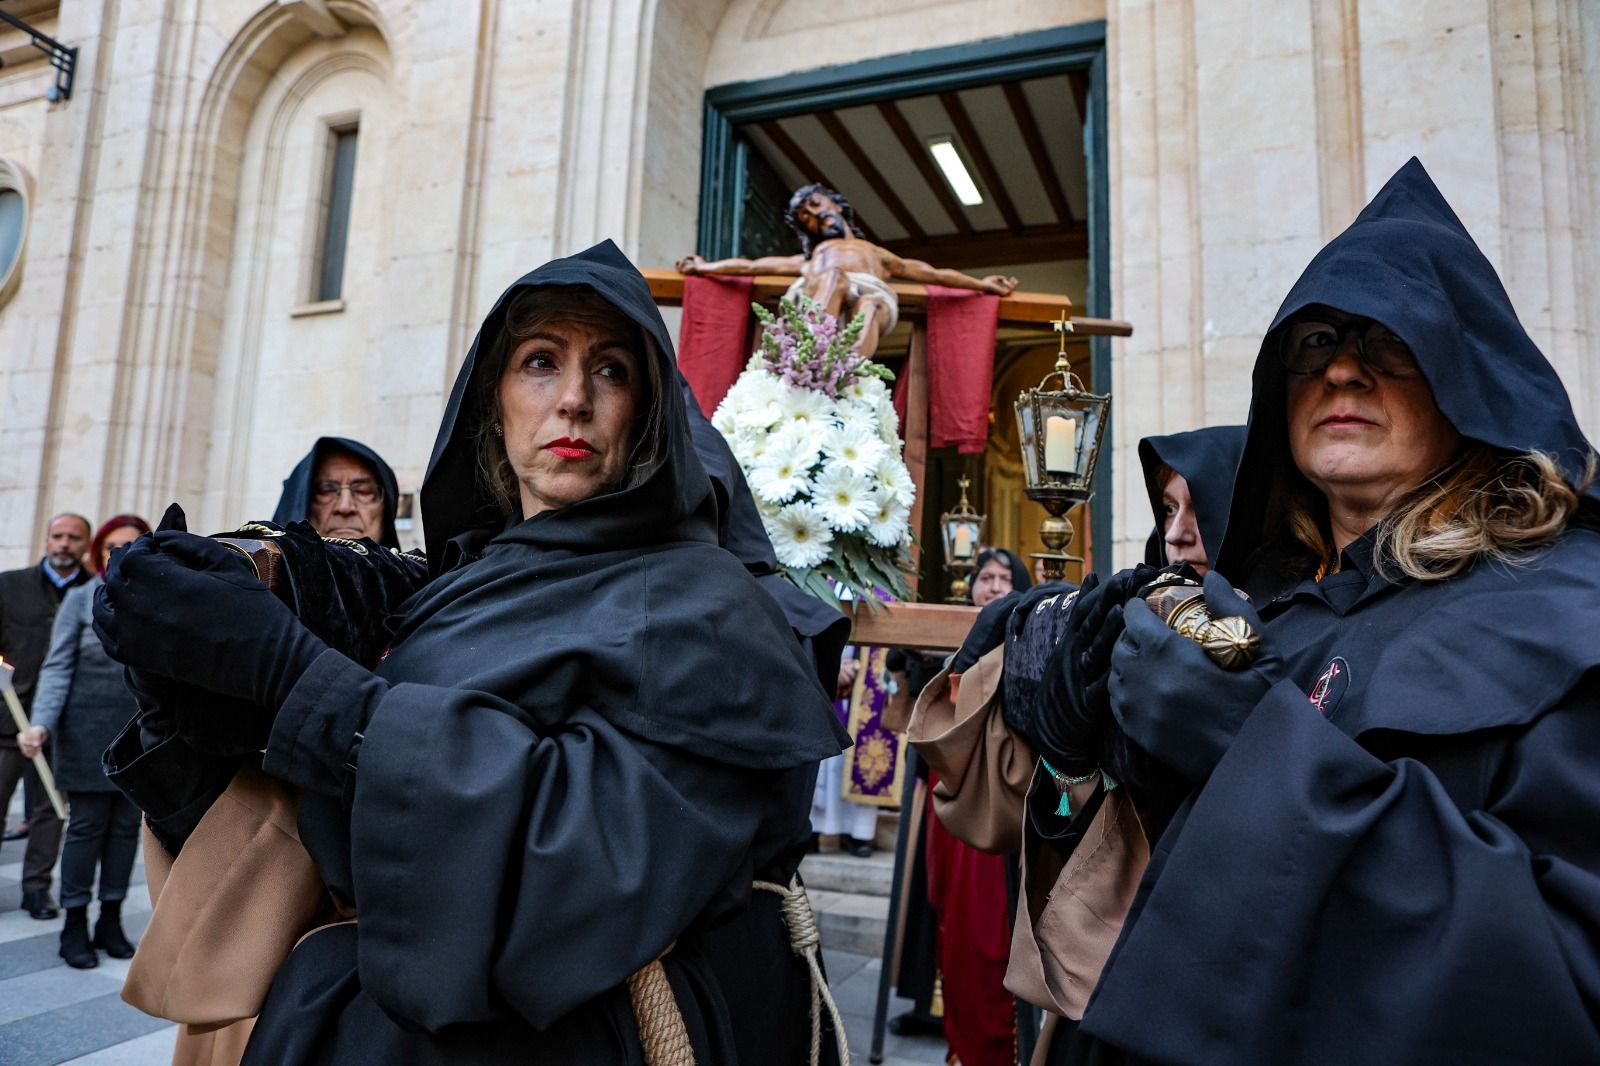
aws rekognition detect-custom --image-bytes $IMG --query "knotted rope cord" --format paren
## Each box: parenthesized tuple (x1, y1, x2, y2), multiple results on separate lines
(627, 958, 695, 1066)
(752, 875, 851, 1066)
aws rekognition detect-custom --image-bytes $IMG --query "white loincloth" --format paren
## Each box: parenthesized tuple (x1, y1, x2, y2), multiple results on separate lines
(786, 271, 900, 332)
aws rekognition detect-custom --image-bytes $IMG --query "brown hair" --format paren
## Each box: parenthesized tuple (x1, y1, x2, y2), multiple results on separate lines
(1272, 443, 1590, 582)
(474, 288, 667, 517)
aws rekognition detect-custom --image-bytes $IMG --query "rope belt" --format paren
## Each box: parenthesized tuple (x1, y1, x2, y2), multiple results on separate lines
(628, 957, 695, 1066)
(626, 876, 849, 1066)
(753, 874, 851, 1066)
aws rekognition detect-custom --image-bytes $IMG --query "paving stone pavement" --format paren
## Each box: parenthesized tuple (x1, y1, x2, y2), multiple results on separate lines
(0, 794, 945, 1064)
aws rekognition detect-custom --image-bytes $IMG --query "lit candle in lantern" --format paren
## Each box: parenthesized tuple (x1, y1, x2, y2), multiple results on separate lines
(1044, 415, 1078, 476)
(952, 524, 974, 560)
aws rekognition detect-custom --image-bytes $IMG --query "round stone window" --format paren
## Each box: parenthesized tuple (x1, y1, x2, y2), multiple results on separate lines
(0, 159, 30, 308)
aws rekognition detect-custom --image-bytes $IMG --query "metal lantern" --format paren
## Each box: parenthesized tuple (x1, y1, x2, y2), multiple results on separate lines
(939, 474, 987, 603)
(1013, 312, 1111, 581)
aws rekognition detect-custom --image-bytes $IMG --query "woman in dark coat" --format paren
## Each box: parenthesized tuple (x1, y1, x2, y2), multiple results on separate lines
(20, 514, 150, 968)
(93, 242, 850, 1064)
(1042, 159, 1600, 1064)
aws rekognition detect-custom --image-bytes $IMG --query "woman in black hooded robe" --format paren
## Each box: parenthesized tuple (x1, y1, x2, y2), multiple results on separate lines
(1039, 159, 1600, 1064)
(93, 241, 850, 1064)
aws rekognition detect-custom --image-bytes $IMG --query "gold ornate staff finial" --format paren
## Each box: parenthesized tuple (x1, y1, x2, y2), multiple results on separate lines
(1051, 310, 1073, 371)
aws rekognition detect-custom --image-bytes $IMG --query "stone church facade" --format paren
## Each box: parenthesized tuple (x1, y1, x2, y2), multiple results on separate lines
(1, 0, 1597, 567)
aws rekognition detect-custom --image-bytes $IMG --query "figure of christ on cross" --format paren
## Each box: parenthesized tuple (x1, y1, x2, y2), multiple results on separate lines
(676, 183, 1020, 360)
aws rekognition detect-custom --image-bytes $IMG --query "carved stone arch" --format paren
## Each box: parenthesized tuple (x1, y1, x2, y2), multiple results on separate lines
(154, 2, 398, 517)
(0, 156, 33, 309)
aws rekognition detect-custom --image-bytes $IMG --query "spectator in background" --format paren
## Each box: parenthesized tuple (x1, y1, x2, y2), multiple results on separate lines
(0, 513, 91, 919)
(971, 547, 1028, 605)
(20, 515, 150, 968)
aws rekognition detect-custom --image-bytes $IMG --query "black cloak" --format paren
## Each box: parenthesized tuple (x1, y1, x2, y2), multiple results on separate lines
(1074, 160, 1600, 1064)
(271, 436, 402, 549)
(245, 241, 849, 1064)
(679, 372, 850, 691)
(1136, 426, 1245, 566)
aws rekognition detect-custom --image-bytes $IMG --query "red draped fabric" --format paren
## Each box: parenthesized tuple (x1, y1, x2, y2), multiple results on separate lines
(925, 777, 1015, 1066)
(677, 275, 755, 416)
(924, 286, 1000, 454)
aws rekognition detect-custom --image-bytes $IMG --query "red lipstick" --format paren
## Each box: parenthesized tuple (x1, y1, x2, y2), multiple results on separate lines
(545, 436, 598, 460)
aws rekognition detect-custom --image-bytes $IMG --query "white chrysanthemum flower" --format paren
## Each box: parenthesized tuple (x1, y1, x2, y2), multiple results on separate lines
(840, 375, 889, 405)
(835, 397, 877, 427)
(866, 487, 913, 548)
(875, 456, 916, 508)
(750, 435, 819, 504)
(730, 425, 769, 467)
(810, 465, 876, 533)
(711, 401, 740, 439)
(770, 501, 832, 569)
(779, 384, 834, 428)
(766, 418, 826, 466)
(822, 420, 889, 478)
(875, 395, 901, 443)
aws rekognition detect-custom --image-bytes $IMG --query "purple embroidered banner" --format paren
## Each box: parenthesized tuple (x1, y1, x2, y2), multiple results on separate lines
(842, 646, 908, 808)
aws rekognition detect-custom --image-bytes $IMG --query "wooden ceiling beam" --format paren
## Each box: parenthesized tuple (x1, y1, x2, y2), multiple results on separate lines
(755, 119, 881, 244)
(939, 91, 1023, 234)
(815, 110, 925, 241)
(875, 100, 974, 237)
(885, 224, 1087, 271)
(1002, 81, 1072, 226)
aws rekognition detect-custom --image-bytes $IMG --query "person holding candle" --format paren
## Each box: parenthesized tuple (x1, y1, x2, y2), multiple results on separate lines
(19, 514, 150, 968)
(0, 512, 91, 920)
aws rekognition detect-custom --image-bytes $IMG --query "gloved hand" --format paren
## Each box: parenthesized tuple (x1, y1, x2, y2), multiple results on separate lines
(1108, 570, 1280, 782)
(951, 591, 1020, 674)
(93, 504, 329, 715)
(1032, 564, 1159, 773)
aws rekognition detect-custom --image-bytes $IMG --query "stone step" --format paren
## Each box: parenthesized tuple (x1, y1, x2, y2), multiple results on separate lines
(807, 886, 890, 957)
(799, 846, 895, 897)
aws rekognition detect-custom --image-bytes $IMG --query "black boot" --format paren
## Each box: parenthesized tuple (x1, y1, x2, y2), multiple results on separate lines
(60, 906, 98, 969)
(93, 900, 136, 959)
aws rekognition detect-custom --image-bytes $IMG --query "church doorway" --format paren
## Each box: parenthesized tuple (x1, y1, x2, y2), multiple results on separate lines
(696, 24, 1111, 590)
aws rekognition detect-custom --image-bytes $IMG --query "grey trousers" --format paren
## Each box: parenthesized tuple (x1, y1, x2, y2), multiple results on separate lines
(0, 746, 64, 894)
(59, 791, 140, 909)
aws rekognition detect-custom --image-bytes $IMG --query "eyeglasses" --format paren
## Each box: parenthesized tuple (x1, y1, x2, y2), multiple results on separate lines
(312, 480, 383, 505)
(1281, 318, 1420, 378)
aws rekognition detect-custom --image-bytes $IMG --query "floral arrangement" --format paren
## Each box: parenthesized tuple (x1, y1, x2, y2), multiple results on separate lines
(711, 295, 915, 607)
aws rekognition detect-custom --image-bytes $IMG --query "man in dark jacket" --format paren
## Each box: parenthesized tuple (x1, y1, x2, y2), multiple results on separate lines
(0, 513, 91, 918)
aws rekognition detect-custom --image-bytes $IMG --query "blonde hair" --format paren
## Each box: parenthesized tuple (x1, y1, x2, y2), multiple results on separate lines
(1276, 444, 1591, 582)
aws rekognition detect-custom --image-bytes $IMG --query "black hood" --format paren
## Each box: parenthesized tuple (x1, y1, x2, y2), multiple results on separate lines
(1218, 158, 1598, 576)
(972, 547, 1031, 601)
(272, 436, 401, 548)
(421, 240, 718, 570)
(1138, 426, 1246, 568)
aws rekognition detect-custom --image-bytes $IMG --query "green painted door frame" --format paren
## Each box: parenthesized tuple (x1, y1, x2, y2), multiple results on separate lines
(698, 22, 1115, 574)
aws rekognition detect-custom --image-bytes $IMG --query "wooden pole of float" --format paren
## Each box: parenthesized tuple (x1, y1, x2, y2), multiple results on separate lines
(0, 659, 68, 821)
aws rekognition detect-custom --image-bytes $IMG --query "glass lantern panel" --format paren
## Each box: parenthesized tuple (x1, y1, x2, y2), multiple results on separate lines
(1014, 401, 1041, 487)
(1038, 394, 1089, 483)
(1075, 402, 1103, 481)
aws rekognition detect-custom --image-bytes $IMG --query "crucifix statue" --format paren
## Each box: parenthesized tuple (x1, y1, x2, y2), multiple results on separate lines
(676, 183, 1020, 359)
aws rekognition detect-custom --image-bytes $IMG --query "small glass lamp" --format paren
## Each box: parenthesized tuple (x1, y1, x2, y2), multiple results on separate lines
(939, 474, 986, 603)
(1013, 312, 1111, 581)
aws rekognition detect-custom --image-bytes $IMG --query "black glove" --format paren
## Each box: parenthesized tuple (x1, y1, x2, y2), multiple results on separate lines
(1031, 564, 1160, 774)
(1108, 570, 1280, 782)
(93, 505, 329, 715)
(951, 591, 1020, 674)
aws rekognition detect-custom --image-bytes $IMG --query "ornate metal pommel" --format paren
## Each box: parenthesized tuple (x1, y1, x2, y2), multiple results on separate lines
(1138, 574, 1260, 670)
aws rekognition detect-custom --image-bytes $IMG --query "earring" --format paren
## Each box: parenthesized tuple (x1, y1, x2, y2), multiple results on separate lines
(491, 421, 503, 438)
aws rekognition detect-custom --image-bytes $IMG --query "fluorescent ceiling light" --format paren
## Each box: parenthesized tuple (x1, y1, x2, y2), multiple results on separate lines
(927, 137, 984, 206)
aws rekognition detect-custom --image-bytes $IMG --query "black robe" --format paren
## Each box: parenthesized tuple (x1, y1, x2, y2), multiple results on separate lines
(272, 436, 403, 549)
(244, 241, 849, 1064)
(1069, 160, 1600, 1063)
